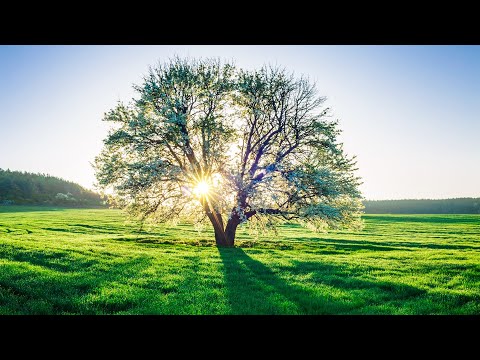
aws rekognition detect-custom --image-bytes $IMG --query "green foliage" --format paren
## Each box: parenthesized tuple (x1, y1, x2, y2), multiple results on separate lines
(364, 198, 480, 214)
(1, 206, 479, 314)
(95, 57, 363, 244)
(0, 169, 105, 207)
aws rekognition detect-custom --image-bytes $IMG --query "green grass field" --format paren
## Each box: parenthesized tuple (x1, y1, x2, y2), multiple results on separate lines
(1, 206, 479, 314)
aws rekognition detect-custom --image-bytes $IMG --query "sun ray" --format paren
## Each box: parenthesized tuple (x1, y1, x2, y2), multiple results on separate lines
(193, 180, 210, 197)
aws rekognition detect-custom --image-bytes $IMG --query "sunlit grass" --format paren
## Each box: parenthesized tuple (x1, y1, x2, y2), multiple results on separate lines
(0, 206, 479, 314)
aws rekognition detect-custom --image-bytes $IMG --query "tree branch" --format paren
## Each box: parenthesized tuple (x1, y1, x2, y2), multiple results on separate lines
(245, 208, 297, 220)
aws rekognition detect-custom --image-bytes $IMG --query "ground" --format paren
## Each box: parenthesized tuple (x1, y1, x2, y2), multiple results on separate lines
(0, 206, 479, 314)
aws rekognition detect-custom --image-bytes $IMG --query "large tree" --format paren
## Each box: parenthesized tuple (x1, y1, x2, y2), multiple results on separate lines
(95, 57, 363, 247)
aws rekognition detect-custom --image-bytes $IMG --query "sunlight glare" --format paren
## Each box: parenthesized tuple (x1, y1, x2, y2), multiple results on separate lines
(193, 180, 210, 197)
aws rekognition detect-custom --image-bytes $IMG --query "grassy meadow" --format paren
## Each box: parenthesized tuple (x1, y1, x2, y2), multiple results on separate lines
(0, 206, 479, 315)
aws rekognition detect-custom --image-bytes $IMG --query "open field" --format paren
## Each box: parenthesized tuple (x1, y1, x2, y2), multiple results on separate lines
(1, 206, 479, 314)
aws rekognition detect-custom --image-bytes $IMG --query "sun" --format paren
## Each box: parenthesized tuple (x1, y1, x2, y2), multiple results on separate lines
(193, 180, 210, 197)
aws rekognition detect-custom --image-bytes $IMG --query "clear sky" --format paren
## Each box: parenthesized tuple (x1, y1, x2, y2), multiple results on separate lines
(1, 45, 479, 200)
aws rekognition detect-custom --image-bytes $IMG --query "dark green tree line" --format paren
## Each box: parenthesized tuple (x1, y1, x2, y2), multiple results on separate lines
(0, 169, 104, 207)
(363, 198, 480, 214)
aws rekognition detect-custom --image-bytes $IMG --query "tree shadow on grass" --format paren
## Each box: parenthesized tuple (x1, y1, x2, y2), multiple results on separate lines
(218, 247, 426, 314)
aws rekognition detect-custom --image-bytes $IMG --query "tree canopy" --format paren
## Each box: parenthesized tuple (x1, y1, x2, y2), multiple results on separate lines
(95, 57, 363, 246)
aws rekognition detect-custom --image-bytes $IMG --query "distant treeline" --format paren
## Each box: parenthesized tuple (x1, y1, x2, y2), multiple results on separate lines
(363, 198, 480, 214)
(0, 169, 106, 207)
(1, 168, 479, 213)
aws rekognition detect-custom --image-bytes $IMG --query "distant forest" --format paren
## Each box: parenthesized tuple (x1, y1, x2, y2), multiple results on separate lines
(0, 169, 105, 207)
(364, 198, 480, 214)
(1, 168, 479, 213)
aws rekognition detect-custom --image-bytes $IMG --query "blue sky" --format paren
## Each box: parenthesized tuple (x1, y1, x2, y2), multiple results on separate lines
(0, 45, 478, 200)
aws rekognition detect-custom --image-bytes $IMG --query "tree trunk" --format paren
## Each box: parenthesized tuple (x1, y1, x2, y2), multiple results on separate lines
(205, 209, 228, 247)
(205, 204, 240, 247)
(210, 219, 228, 247)
(207, 214, 239, 247)
(213, 226, 228, 247)
(224, 218, 239, 247)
